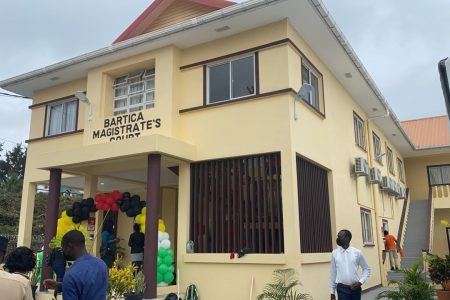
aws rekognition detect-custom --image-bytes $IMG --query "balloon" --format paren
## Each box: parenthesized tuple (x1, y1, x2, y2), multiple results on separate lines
(157, 272, 163, 284)
(157, 256, 162, 266)
(111, 190, 122, 201)
(160, 239, 171, 249)
(166, 249, 174, 257)
(72, 216, 81, 224)
(111, 203, 120, 212)
(131, 195, 140, 207)
(86, 198, 94, 207)
(141, 225, 145, 233)
(163, 255, 172, 265)
(168, 265, 174, 273)
(158, 264, 168, 274)
(158, 224, 166, 232)
(162, 232, 169, 240)
(158, 231, 163, 242)
(140, 201, 146, 208)
(135, 215, 142, 224)
(142, 207, 146, 215)
(126, 209, 135, 217)
(157, 282, 168, 287)
(163, 272, 174, 284)
(61, 211, 68, 218)
(158, 248, 168, 258)
(123, 192, 131, 198)
(66, 208, 74, 217)
(90, 205, 98, 213)
(159, 219, 163, 224)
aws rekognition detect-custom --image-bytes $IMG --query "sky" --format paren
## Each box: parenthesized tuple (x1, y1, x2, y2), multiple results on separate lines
(0, 0, 449, 153)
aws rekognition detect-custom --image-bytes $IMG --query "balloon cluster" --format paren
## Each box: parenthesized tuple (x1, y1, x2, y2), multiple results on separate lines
(56, 211, 76, 237)
(157, 220, 174, 286)
(135, 208, 166, 234)
(56, 211, 88, 239)
(66, 198, 97, 224)
(118, 192, 145, 218)
(95, 190, 122, 211)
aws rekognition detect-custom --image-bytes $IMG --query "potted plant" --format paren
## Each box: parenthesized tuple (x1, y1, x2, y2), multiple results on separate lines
(107, 260, 136, 300)
(376, 260, 435, 300)
(29, 266, 41, 300)
(428, 254, 450, 300)
(257, 268, 312, 300)
(124, 270, 145, 300)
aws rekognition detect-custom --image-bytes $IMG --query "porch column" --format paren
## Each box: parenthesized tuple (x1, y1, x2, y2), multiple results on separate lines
(143, 154, 161, 299)
(17, 182, 36, 247)
(40, 168, 62, 291)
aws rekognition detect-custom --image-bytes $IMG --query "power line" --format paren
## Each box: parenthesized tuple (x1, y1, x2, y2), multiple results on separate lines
(0, 92, 30, 99)
(0, 137, 23, 145)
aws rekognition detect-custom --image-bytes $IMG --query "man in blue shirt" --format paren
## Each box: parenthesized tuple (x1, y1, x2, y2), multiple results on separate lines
(44, 230, 108, 300)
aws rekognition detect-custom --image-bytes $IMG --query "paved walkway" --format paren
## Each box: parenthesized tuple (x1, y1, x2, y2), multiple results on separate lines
(362, 287, 396, 299)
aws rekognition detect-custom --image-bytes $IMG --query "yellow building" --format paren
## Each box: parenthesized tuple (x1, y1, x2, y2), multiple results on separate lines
(0, 0, 449, 299)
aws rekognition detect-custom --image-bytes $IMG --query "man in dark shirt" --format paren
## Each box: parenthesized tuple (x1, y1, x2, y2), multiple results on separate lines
(44, 230, 108, 300)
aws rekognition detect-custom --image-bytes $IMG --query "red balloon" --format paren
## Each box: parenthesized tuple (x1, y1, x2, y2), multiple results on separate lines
(95, 194, 103, 202)
(111, 203, 119, 211)
(111, 190, 122, 201)
(106, 195, 115, 205)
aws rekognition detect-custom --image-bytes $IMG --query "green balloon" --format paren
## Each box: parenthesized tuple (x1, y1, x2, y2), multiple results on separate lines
(157, 256, 162, 266)
(163, 255, 172, 265)
(168, 265, 174, 273)
(166, 248, 174, 257)
(157, 272, 163, 283)
(158, 264, 169, 274)
(158, 248, 167, 258)
(163, 272, 174, 284)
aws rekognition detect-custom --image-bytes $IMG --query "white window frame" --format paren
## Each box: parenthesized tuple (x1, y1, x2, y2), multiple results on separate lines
(113, 69, 155, 116)
(372, 132, 382, 164)
(397, 158, 405, 182)
(353, 113, 366, 150)
(387, 147, 395, 175)
(45, 98, 78, 136)
(360, 209, 374, 245)
(206, 54, 256, 104)
(301, 61, 321, 111)
(428, 165, 450, 185)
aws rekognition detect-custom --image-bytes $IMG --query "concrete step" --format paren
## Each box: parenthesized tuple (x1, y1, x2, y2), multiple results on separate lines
(386, 270, 430, 283)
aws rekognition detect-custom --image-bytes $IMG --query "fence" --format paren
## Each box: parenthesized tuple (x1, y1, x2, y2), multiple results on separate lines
(0, 234, 44, 254)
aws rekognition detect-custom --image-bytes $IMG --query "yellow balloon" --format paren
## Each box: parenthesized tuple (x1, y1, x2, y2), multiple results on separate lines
(158, 224, 166, 232)
(142, 207, 147, 215)
(61, 211, 68, 218)
(441, 220, 449, 226)
(141, 225, 146, 233)
(135, 215, 142, 224)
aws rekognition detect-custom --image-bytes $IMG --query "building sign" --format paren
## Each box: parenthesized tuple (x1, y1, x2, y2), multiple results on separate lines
(92, 112, 161, 142)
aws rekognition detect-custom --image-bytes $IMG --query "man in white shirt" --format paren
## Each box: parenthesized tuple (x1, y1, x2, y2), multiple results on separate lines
(330, 229, 370, 300)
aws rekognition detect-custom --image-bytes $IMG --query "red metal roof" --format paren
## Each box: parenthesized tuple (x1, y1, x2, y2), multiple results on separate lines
(113, 0, 235, 44)
(401, 115, 450, 148)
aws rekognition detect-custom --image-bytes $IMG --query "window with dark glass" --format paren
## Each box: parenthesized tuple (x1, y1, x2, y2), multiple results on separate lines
(189, 152, 284, 254)
(428, 165, 450, 185)
(207, 55, 255, 104)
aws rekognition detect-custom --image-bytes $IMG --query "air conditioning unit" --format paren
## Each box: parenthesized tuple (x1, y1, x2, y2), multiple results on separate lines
(355, 157, 369, 177)
(369, 167, 382, 184)
(397, 187, 407, 199)
(388, 178, 400, 196)
(381, 176, 390, 191)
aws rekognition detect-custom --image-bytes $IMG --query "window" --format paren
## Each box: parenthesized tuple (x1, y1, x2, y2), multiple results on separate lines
(46, 98, 78, 136)
(113, 69, 155, 115)
(353, 113, 366, 150)
(382, 219, 389, 232)
(360, 209, 374, 245)
(387, 147, 395, 175)
(297, 156, 333, 253)
(189, 152, 284, 253)
(397, 158, 405, 182)
(207, 55, 255, 104)
(428, 165, 450, 185)
(372, 133, 382, 164)
(301, 61, 320, 111)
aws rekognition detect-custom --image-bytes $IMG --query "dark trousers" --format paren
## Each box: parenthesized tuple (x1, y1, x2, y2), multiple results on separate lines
(337, 284, 361, 300)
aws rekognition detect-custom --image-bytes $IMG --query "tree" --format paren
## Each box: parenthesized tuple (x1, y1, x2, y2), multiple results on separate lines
(0, 143, 26, 192)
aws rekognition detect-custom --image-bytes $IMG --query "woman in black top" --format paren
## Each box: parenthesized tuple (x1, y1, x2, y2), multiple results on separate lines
(128, 223, 145, 271)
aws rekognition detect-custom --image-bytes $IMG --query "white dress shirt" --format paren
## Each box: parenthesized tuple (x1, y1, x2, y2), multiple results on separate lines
(329, 246, 371, 294)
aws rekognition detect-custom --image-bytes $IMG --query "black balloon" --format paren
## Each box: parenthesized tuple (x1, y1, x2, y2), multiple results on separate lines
(117, 199, 124, 206)
(123, 192, 131, 198)
(81, 199, 88, 206)
(90, 205, 97, 212)
(72, 216, 81, 224)
(85, 198, 94, 207)
(72, 202, 81, 210)
(130, 196, 140, 207)
(73, 207, 81, 217)
(66, 208, 74, 217)
(140, 201, 146, 208)
(122, 199, 131, 211)
(126, 209, 135, 217)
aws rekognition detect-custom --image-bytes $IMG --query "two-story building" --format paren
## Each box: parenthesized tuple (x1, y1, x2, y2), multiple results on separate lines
(1, 0, 449, 299)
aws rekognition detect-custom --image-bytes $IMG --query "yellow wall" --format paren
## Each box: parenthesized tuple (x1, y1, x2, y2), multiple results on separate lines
(433, 209, 450, 257)
(405, 154, 450, 200)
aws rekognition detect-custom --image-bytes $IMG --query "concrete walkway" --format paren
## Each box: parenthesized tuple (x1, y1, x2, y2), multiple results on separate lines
(362, 287, 396, 299)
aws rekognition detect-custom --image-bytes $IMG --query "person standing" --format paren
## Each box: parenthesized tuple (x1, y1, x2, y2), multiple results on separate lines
(383, 230, 399, 270)
(330, 229, 371, 300)
(101, 220, 120, 268)
(128, 223, 145, 271)
(44, 230, 108, 300)
(0, 238, 34, 300)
